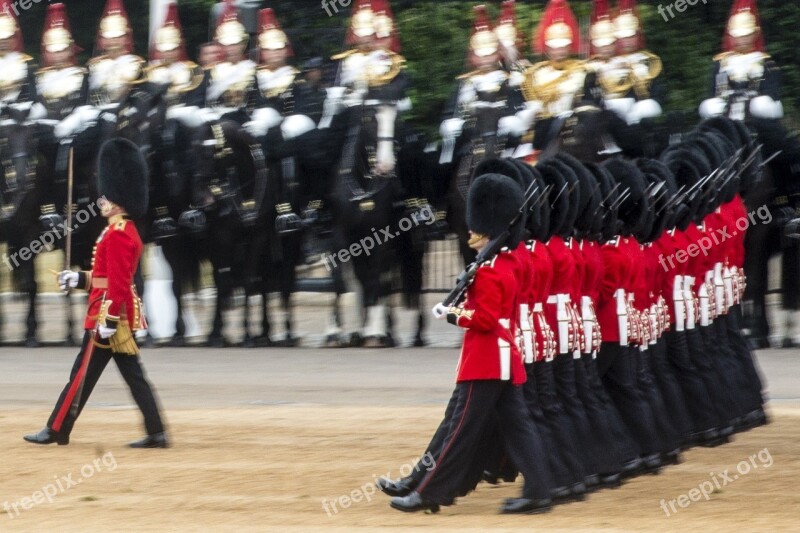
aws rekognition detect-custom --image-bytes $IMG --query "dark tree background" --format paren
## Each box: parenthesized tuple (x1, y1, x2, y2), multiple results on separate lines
(15, 0, 800, 133)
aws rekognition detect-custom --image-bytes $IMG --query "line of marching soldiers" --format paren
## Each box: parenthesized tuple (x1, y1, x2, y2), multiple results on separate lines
(378, 115, 768, 514)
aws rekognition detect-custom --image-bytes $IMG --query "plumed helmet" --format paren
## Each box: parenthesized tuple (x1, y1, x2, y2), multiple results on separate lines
(97, 138, 148, 219)
(466, 173, 524, 245)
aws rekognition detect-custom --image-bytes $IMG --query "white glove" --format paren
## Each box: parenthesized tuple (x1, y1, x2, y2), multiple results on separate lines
(498, 115, 527, 137)
(54, 106, 100, 139)
(627, 99, 662, 125)
(605, 97, 635, 120)
(432, 303, 448, 320)
(98, 325, 116, 339)
(698, 97, 726, 119)
(439, 118, 465, 139)
(750, 95, 784, 119)
(57, 271, 79, 292)
(281, 114, 316, 140)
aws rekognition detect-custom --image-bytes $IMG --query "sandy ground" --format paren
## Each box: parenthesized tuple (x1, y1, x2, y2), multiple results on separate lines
(0, 406, 798, 532)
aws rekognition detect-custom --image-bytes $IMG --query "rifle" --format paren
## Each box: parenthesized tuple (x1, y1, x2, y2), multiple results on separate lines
(432, 182, 542, 318)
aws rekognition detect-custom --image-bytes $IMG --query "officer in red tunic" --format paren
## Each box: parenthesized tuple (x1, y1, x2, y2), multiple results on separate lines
(24, 138, 168, 449)
(389, 173, 553, 515)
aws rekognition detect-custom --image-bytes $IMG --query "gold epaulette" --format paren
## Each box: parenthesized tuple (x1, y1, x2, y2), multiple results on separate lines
(331, 49, 360, 61)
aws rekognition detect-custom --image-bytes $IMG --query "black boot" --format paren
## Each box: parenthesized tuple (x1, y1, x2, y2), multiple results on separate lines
(500, 497, 553, 514)
(23, 427, 69, 446)
(389, 492, 440, 513)
(129, 432, 169, 449)
(376, 476, 416, 497)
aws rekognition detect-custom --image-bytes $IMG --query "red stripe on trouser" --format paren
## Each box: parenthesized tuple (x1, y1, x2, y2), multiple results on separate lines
(51, 345, 92, 432)
(416, 382, 474, 494)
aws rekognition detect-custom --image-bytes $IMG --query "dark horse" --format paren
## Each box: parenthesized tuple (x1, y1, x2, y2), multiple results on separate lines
(181, 117, 269, 347)
(0, 106, 40, 346)
(442, 103, 509, 266)
(328, 100, 430, 347)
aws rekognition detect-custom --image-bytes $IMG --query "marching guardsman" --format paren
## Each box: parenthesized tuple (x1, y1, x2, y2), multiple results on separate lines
(439, 5, 517, 165)
(522, 0, 585, 154)
(204, 0, 258, 125)
(603, 0, 665, 125)
(390, 173, 553, 515)
(88, 0, 146, 112)
(24, 138, 168, 449)
(325, 0, 408, 126)
(0, 0, 40, 119)
(145, 2, 205, 109)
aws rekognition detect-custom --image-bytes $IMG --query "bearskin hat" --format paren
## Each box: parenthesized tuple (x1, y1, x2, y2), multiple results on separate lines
(602, 157, 649, 237)
(97, 138, 148, 219)
(585, 162, 616, 241)
(466, 173, 524, 244)
(536, 157, 571, 238)
(556, 153, 601, 237)
(636, 158, 676, 241)
(473, 158, 530, 247)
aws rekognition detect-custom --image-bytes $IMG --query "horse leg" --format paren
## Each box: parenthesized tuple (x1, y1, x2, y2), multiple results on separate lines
(255, 288, 272, 347)
(242, 293, 254, 348)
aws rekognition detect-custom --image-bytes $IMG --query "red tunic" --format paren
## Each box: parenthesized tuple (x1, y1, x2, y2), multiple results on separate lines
(80, 216, 144, 330)
(449, 250, 526, 385)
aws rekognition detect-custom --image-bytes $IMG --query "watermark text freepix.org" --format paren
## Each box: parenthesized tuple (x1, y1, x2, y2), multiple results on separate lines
(321, 452, 436, 517)
(658, 205, 772, 273)
(657, 0, 708, 22)
(323, 204, 435, 272)
(659, 447, 773, 517)
(321, 0, 353, 17)
(4, 451, 118, 519)
(3, 198, 104, 272)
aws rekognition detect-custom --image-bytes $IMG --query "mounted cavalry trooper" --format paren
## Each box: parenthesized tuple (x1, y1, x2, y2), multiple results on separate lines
(146, 2, 207, 240)
(0, 0, 41, 122)
(87, 0, 146, 124)
(321, 0, 410, 346)
(699, 0, 800, 348)
(33, 3, 89, 231)
(607, 0, 665, 125)
(582, 0, 618, 108)
(521, 0, 585, 157)
(203, 0, 258, 126)
(439, 5, 519, 166)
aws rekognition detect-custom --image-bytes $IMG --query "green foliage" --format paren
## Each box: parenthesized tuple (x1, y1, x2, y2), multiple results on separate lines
(14, 0, 800, 132)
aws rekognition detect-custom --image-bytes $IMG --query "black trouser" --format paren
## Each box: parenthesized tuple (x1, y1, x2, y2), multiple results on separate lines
(636, 347, 680, 453)
(523, 363, 574, 488)
(552, 353, 603, 476)
(533, 360, 586, 484)
(583, 353, 641, 461)
(596, 342, 661, 455)
(649, 337, 693, 443)
(417, 380, 553, 505)
(726, 305, 765, 410)
(685, 326, 734, 427)
(573, 352, 624, 475)
(697, 324, 744, 421)
(711, 316, 752, 419)
(47, 331, 165, 437)
(664, 329, 718, 434)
